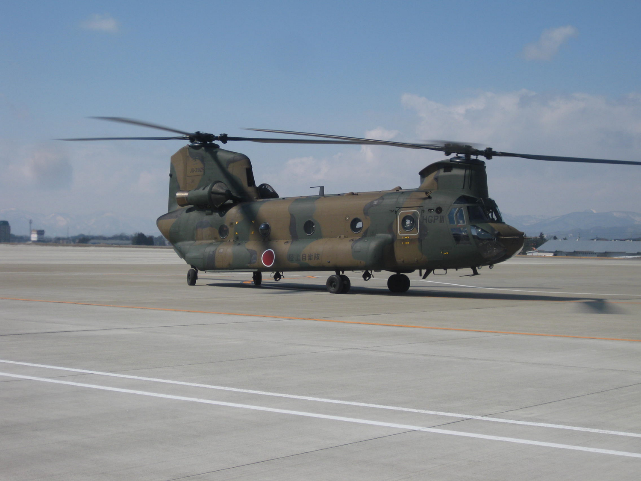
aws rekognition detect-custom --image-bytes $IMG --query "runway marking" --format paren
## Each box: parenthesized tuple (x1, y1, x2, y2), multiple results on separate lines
(2, 372, 640, 460)
(1, 297, 640, 342)
(3, 359, 640, 439)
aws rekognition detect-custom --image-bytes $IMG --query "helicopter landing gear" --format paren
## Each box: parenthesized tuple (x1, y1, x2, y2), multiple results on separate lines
(273, 272, 283, 282)
(326, 274, 351, 294)
(339, 275, 351, 293)
(471, 266, 480, 276)
(387, 273, 410, 293)
(362, 270, 372, 281)
(187, 268, 198, 286)
(252, 271, 262, 286)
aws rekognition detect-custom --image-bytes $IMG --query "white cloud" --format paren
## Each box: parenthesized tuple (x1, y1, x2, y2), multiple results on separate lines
(80, 14, 119, 33)
(6, 145, 73, 190)
(401, 90, 641, 215)
(522, 26, 578, 61)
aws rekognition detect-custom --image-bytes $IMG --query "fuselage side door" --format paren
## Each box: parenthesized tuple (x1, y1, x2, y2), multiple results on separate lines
(394, 209, 422, 267)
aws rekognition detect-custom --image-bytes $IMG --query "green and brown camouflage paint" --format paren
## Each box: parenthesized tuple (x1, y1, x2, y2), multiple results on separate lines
(157, 144, 524, 274)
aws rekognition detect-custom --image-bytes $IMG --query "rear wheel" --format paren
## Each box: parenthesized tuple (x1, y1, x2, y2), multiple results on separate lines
(387, 274, 410, 293)
(252, 271, 262, 286)
(326, 274, 344, 294)
(187, 268, 198, 286)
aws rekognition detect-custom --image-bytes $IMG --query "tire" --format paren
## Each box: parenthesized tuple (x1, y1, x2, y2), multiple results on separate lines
(253, 271, 262, 286)
(326, 274, 344, 294)
(187, 268, 198, 286)
(387, 274, 410, 293)
(398, 274, 410, 293)
(339, 275, 351, 294)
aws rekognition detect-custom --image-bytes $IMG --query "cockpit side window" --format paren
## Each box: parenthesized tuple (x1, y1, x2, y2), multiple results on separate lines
(448, 207, 470, 244)
(448, 207, 466, 225)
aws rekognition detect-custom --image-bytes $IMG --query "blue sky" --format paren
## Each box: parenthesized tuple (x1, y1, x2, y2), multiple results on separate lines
(1, 1, 641, 234)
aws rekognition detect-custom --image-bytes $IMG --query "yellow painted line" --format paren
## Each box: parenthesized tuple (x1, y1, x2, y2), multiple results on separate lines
(2, 297, 640, 342)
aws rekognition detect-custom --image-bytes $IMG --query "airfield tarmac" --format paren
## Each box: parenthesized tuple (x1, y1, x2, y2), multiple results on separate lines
(1, 244, 640, 480)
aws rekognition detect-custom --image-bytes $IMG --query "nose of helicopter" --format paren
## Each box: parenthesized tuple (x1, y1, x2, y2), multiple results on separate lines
(489, 223, 525, 260)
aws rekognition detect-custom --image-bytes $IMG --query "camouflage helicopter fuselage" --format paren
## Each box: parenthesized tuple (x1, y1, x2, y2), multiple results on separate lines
(156, 144, 524, 291)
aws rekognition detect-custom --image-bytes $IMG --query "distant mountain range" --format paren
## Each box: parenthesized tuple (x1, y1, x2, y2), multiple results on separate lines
(502, 210, 641, 239)
(2, 208, 640, 240)
(0, 209, 159, 237)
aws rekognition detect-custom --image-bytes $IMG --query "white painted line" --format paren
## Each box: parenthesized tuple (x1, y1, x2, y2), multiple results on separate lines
(2, 372, 640, 459)
(2, 359, 639, 439)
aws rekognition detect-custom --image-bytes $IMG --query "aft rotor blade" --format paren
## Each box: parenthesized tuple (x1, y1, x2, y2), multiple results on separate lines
(493, 151, 641, 166)
(91, 117, 192, 136)
(60, 136, 187, 141)
(246, 128, 444, 151)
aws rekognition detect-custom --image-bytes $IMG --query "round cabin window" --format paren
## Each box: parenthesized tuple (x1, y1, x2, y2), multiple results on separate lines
(350, 218, 363, 233)
(258, 222, 271, 239)
(401, 215, 416, 232)
(218, 224, 229, 239)
(303, 220, 315, 235)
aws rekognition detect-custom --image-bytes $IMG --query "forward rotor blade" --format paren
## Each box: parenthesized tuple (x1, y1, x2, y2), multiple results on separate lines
(246, 128, 444, 151)
(60, 136, 187, 141)
(248, 128, 641, 165)
(91, 117, 192, 136)
(227, 136, 402, 145)
(493, 151, 641, 166)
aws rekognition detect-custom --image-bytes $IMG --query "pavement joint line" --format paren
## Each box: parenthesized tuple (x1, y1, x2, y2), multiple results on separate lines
(2, 372, 640, 460)
(166, 431, 413, 480)
(1, 297, 640, 342)
(418, 279, 641, 298)
(2, 359, 641, 440)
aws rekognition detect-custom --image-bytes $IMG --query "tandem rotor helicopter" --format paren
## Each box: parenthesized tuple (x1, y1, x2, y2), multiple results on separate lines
(63, 117, 641, 294)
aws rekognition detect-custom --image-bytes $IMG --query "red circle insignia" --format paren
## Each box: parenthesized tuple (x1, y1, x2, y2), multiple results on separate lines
(261, 249, 275, 267)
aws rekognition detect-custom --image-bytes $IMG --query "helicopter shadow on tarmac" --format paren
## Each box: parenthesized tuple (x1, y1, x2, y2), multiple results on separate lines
(203, 279, 626, 313)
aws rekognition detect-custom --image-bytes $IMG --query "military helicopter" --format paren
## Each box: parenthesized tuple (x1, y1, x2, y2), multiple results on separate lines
(63, 117, 641, 294)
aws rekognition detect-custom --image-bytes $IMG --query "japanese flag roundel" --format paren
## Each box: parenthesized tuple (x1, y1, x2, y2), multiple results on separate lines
(262, 249, 275, 267)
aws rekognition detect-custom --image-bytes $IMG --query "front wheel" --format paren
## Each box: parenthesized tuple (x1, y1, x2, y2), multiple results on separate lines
(187, 268, 198, 286)
(339, 275, 351, 294)
(326, 274, 344, 294)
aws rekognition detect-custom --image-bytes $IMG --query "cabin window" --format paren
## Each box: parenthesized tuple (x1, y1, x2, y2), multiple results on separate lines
(401, 215, 416, 232)
(218, 224, 229, 239)
(304, 220, 315, 235)
(259, 222, 271, 239)
(350, 218, 363, 234)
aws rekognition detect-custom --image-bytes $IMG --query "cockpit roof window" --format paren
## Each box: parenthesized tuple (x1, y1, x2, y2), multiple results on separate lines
(454, 195, 479, 205)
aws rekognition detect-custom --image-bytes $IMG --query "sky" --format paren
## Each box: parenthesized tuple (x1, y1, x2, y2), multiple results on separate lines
(1, 0, 641, 235)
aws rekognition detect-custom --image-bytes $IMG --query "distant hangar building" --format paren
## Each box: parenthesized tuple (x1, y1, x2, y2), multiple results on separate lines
(537, 239, 641, 258)
(0, 220, 9, 243)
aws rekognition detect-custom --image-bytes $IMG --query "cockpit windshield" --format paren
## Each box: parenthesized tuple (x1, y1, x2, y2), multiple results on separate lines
(467, 205, 488, 223)
(482, 198, 503, 223)
(452, 196, 503, 223)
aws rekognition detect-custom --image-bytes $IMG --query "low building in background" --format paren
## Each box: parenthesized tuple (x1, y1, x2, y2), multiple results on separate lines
(0, 221, 10, 243)
(30, 229, 45, 242)
(537, 239, 641, 258)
